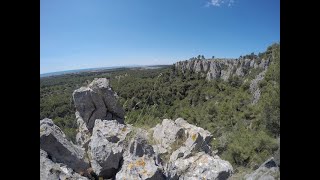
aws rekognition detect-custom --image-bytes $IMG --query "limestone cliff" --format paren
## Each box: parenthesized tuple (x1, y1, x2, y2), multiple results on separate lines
(174, 57, 270, 81)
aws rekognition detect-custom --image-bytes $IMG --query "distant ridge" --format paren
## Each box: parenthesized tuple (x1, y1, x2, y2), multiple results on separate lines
(40, 65, 169, 78)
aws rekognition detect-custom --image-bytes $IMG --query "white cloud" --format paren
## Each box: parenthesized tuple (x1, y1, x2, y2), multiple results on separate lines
(206, 0, 235, 7)
(228, 0, 235, 7)
(209, 0, 222, 7)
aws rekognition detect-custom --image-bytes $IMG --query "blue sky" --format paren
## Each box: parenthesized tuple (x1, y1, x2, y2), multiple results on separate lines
(40, 0, 280, 74)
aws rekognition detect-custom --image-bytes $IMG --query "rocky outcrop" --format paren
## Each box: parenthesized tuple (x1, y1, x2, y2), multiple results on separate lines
(175, 57, 270, 81)
(72, 78, 125, 133)
(40, 118, 90, 173)
(116, 129, 165, 180)
(175, 58, 271, 104)
(250, 70, 267, 104)
(40, 149, 89, 180)
(152, 118, 213, 161)
(151, 118, 233, 179)
(151, 119, 186, 154)
(40, 117, 234, 180)
(244, 157, 280, 180)
(88, 119, 132, 178)
(170, 118, 213, 162)
(167, 152, 233, 180)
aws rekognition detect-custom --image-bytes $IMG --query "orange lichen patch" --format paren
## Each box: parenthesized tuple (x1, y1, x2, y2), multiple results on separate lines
(191, 133, 197, 141)
(142, 169, 148, 175)
(128, 163, 134, 170)
(121, 127, 127, 132)
(135, 159, 146, 167)
(200, 157, 208, 163)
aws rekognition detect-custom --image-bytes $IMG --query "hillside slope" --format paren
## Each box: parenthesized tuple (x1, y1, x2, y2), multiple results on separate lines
(40, 43, 280, 178)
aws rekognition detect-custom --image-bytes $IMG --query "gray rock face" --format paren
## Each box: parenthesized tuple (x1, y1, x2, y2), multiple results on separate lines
(151, 118, 233, 179)
(175, 58, 270, 82)
(194, 60, 203, 73)
(40, 118, 90, 173)
(75, 111, 91, 148)
(73, 78, 125, 132)
(152, 118, 213, 163)
(40, 149, 89, 180)
(235, 66, 245, 77)
(244, 157, 280, 180)
(116, 130, 165, 180)
(151, 119, 185, 154)
(259, 58, 271, 69)
(250, 70, 267, 104)
(88, 119, 132, 178)
(167, 152, 233, 180)
(206, 62, 221, 80)
(220, 63, 233, 81)
(171, 118, 213, 159)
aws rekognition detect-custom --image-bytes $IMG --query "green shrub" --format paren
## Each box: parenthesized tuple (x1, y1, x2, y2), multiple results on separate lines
(221, 128, 278, 168)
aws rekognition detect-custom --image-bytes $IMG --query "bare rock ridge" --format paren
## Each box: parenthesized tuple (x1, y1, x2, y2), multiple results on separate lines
(175, 57, 271, 104)
(175, 58, 270, 81)
(40, 78, 275, 179)
(249, 70, 267, 104)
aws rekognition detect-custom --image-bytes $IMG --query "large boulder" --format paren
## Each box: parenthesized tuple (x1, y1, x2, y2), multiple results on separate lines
(244, 157, 280, 180)
(167, 152, 233, 180)
(40, 149, 89, 180)
(40, 118, 90, 173)
(174, 118, 212, 153)
(152, 118, 213, 163)
(88, 119, 132, 179)
(73, 78, 125, 132)
(116, 129, 165, 180)
(151, 118, 233, 179)
(151, 119, 185, 154)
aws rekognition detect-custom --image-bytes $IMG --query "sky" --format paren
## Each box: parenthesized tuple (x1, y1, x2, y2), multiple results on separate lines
(40, 0, 280, 74)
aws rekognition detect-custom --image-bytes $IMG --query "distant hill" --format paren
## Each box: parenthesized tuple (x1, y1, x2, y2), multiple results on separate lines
(40, 65, 170, 78)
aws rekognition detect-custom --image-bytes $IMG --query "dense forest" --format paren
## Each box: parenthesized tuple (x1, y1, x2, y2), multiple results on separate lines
(40, 43, 279, 174)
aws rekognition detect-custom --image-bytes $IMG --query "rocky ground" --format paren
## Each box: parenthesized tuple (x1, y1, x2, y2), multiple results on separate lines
(40, 78, 279, 180)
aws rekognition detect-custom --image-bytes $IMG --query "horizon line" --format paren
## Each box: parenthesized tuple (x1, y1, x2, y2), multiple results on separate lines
(40, 64, 172, 75)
